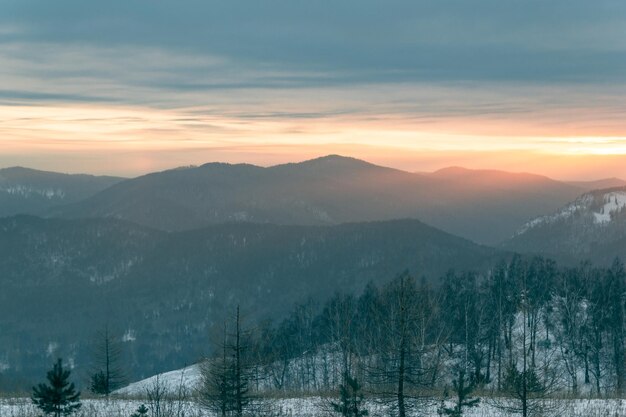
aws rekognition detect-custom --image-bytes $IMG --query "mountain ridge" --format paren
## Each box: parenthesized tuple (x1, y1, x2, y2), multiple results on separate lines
(0, 215, 504, 384)
(503, 186, 626, 264)
(47, 155, 588, 245)
(0, 166, 125, 218)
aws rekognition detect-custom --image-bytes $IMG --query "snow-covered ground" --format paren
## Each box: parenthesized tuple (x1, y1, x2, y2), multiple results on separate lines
(114, 364, 202, 396)
(1, 396, 624, 417)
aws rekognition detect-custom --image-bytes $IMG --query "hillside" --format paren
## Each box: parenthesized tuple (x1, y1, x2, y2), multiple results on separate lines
(502, 187, 626, 264)
(0, 167, 124, 217)
(50, 156, 586, 244)
(0, 216, 503, 386)
(566, 178, 626, 190)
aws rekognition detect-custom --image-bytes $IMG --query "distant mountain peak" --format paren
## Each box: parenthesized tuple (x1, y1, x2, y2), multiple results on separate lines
(198, 161, 261, 170)
(432, 166, 472, 175)
(305, 154, 363, 163)
(288, 154, 381, 168)
(0, 166, 120, 178)
(0, 166, 39, 174)
(431, 166, 550, 180)
(566, 177, 626, 191)
(268, 155, 393, 176)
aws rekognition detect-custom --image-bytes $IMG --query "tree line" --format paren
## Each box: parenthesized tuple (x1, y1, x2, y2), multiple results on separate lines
(200, 256, 625, 416)
(31, 255, 625, 417)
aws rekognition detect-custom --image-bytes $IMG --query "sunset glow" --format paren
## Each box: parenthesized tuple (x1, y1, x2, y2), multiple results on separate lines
(2, 101, 625, 179)
(1, 1, 626, 180)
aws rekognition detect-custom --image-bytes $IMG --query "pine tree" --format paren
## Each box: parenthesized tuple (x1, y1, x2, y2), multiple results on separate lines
(130, 404, 149, 417)
(330, 372, 369, 417)
(32, 358, 82, 417)
(199, 322, 235, 416)
(441, 369, 479, 417)
(199, 306, 259, 417)
(90, 371, 107, 395)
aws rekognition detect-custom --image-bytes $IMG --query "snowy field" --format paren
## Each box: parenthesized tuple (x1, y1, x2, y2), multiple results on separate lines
(1, 396, 625, 417)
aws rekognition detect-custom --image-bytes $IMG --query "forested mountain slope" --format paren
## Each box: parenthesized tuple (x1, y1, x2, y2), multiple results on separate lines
(0, 167, 123, 217)
(503, 187, 626, 264)
(0, 216, 503, 387)
(50, 156, 586, 244)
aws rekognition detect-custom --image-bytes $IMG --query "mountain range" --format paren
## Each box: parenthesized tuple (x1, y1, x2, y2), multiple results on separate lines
(47, 155, 606, 245)
(1, 155, 625, 387)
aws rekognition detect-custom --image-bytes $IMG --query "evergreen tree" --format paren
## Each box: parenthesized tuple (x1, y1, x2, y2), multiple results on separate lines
(130, 404, 149, 417)
(441, 369, 479, 417)
(200, 322, 236, 416)
(32, 359, 82, 417)
(199, 306, 260, 417)
(501, 365, 546, 416)
(330, 372, 369, 417)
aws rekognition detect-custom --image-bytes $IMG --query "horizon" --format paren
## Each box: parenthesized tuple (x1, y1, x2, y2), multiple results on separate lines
(1, 1, 626, 180)
(1, 153, 625, 183)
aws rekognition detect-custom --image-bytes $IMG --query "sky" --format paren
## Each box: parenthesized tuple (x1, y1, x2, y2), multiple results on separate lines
(1, 0, 626, 180)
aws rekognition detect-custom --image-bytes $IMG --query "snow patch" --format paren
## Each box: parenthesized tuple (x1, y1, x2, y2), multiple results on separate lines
(114, 365, 202, 396)
(122, 329, 136, 342)
(88, 257, 139, 284)
(0, 185, 66, 199)
(592, 191, 626, 224)
(46, 342, 59, 357)
(230, 211, 249, 221)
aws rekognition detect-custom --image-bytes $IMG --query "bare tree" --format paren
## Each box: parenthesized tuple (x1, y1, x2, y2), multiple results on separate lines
(321, 293, 358, 388)
(553, 269, 587, 394)
(585, 266, 611, 395)
(89, 325, 126, 397)
(146, 374, 168, 417)
(367, 272, 439, 417)
(605, 259, 626, 395)
(490, 275, 562, 417)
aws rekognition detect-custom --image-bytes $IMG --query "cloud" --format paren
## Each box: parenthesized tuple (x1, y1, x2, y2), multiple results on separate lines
(3, 0, 626, 85)
(1, 0, 626, 177)
(3, 1, 626, 100)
